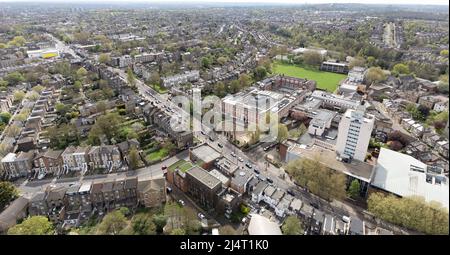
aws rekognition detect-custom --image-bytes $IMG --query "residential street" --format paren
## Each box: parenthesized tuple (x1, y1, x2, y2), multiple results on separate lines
(17, 150, 189, 199)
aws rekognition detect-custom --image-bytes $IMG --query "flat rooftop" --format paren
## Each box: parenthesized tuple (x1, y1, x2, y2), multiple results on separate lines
(187, 166, 222, 190)
(288, 144, 374, 182)
(215, 157, 239, 175)
(222, 88, 292, 115)
(190, 144, 221, 163)
(310, 109, 336, 127)
(209, 169, 230, 185)
(372, 148, 449, 209)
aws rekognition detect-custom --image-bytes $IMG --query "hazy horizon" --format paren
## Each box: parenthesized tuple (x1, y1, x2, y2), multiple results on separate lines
(0, 0, 448, 6)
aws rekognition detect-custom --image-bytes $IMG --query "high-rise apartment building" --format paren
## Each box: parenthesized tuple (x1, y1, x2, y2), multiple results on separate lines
(336, 106, 374, 162)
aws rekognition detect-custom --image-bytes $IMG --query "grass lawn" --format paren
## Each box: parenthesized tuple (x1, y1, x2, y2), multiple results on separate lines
(150, 83, 168, 94)
(146, 147, 169, 162)
(273, 62, 347, 92)
(168, 159, 194, 173)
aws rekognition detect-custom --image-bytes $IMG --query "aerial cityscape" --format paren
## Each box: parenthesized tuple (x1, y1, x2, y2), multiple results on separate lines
(0, 0, 448, 237)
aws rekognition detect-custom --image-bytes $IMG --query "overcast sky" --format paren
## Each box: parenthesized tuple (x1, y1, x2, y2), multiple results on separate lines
(0, 0, 448, 5)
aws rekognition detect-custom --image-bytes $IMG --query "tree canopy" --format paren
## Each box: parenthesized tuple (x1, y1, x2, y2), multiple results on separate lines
(96, 210, 128, 235)
(392, 63, 410, 76)
(88, 112, 125, 145)
(285, 157, 347, 201)
(365, 67, 387, 85)
(131, 213, 156, 235)
(0, 181, 18, 210)
(368, 193, 449, 235)
(276, 124, 289, 143)
(282, 216, 303, 235)
(303, 50, 323, 66)
(253, 66, 267, 81)
(347, 179, 361, 199)
(98, 53, 111, 64)
(8, 216, 55, 235)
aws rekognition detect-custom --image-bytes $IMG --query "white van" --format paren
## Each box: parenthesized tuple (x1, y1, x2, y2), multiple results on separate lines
(342, 216, 351, 223)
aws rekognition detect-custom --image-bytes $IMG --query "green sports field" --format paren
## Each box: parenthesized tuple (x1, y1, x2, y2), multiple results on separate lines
(273, 62, 346, 92)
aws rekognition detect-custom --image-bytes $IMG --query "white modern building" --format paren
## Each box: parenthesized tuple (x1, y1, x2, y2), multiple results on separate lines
(371, 148, 449, 209)
(247, 214, 282, 235)
(222, 88, 295, 126)
(347, 66, 367, 83)
(161, 70, 200, 87)
(119, 55, 133, 68)
(26, 48, 59, 59)
(335, 106, 374, 161)
(291, 47, 327, 56)
(311, 90, 361, 111)
(308, 109, 336, 137)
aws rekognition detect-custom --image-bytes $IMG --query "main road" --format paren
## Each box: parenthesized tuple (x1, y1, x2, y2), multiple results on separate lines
(27, 36, 387, 230)
(107, 61, 369, 223)
(16, 36, 365, 227)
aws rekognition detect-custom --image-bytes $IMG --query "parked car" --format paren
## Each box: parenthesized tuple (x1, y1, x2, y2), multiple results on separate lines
(245, 162, 253, 169)
(166, 187, 172, 193)
(178, 199, 185, 206)
(201, 131, 206, 136)
(266, 177, 273, 183)
(310, 202, 319, 209)
(231, 152, 236, 157)
(254, 168, 260, 174)
(217, 143, 223, 148)
(198, 213, 206, 220)
(342, 216, 351, 223)
(286, 189, 295, 196)
(238, 157, 244, 162)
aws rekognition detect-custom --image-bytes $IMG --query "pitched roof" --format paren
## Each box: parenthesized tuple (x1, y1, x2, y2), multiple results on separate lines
(0, 196, 29, 232)
(101, 181, 114, 192)
(125, 177, 138, 189)
(137, 176, 165, 193)
(46, 186, 68, 201)
(43, 149, 63, 159)
(91, 182, 103, 194)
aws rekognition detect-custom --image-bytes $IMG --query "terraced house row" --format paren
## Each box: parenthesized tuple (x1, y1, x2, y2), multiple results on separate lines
(26, 175, 166, 229)
(0, 140, 139, 179)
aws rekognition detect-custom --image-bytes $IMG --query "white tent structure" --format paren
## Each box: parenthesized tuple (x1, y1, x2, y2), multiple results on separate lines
(247, 214, 282, 235)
